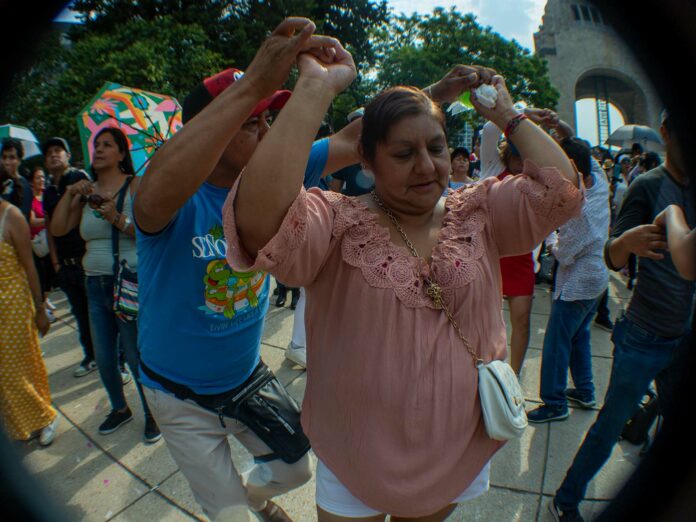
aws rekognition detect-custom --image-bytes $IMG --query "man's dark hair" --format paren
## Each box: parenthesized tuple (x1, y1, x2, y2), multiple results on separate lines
(451, 147, 469, 161)
(1, 138, 24, 159)
(560, 137, 592, 177)
(631, 142, 644, 154)
(641, 152, 662, 170)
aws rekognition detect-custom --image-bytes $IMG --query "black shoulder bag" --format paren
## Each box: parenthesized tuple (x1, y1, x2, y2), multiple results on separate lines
(111, 176, 138, 321)
(140, 360, 310, 464)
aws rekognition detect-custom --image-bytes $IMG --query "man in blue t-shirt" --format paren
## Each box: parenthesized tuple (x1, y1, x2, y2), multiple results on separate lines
(133, 20, 360, 521)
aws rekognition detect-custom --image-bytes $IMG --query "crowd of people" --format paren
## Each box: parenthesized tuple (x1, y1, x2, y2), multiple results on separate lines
(1, 16, 694, 522)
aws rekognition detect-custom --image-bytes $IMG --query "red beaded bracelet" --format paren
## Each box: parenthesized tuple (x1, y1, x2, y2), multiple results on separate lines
(504, 113, 528, 140)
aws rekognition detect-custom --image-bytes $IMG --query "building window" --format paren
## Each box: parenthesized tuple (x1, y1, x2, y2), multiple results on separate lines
(571, 5, 581, 21)
(580, 5, 592, 21)
(590, 7, 602, 24)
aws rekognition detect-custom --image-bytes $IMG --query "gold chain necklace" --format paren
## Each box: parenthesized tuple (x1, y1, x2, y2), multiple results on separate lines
(370, 190, 482, 366)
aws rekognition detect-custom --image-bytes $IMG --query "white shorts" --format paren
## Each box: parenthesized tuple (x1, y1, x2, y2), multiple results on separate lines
(315, 458, 491, 518)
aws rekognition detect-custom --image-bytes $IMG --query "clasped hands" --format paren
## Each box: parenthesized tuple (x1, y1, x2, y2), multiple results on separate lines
(242, 17, 357, 100)
(243, 16, 529, 115)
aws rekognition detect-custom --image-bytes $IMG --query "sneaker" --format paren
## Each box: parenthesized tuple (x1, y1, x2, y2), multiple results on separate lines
(39, 415, 60, 446)
(99, 408, 133, 435)
(46, 308, 57, 323)
(73, 360, 97, 378)
(144, 414, 162, 444)
(45, 299, 56, 311)
(549, 497, 584, 522)
(121, 369, 132, 385)
(285, 342, 307, 369)
(594, 316, 613, 332)
(566, 388, 596, 409)
(527, 404, 569, 423)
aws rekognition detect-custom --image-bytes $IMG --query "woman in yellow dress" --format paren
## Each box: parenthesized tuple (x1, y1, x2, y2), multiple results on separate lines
(0, 165, 57, 445)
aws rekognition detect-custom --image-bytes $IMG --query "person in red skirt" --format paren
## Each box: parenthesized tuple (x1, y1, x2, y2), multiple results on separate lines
(496, 143, 535, 374)
(479, 109, 557, 374)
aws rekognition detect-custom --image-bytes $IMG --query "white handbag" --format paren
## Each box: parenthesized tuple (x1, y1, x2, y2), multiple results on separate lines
(477, 360, 528, 441)
(421, 277, 528, 441)
(31, 229, 49, 258)
(370, 191, 528, 442)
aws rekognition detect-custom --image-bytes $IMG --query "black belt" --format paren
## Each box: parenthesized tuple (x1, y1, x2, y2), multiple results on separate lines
(140, 359, 266, 406)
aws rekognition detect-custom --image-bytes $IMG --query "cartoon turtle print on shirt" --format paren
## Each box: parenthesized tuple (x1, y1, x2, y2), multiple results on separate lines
(202, 260, 266, 319)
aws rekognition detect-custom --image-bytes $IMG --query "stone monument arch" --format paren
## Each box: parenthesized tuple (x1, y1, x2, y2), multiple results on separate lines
(534, 0, 662, 145)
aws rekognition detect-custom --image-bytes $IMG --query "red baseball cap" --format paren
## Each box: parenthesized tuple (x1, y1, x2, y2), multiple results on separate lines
(182, 68, 291, 123)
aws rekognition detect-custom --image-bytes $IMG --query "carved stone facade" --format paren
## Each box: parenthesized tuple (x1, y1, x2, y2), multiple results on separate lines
(534, 0, 662, 137)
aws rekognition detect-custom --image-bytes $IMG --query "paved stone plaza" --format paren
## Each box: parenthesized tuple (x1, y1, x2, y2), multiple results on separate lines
(17, 273, 647, 521)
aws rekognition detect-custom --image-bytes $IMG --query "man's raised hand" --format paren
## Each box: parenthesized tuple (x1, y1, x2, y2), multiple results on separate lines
(429, 65, 497, 103)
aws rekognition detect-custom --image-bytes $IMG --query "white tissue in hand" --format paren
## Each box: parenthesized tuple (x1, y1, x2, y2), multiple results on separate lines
(447, 101, 470, 115)
(475, 84, 498, 109)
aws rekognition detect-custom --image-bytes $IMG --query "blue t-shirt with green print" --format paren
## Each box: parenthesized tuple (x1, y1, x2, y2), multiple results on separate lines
(137, 139, 328, 394)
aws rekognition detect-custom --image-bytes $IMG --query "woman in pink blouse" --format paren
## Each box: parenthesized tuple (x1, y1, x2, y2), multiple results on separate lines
(224, 40, 582, 521)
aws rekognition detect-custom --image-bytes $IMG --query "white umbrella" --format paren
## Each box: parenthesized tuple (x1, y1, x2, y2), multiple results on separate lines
(605, 124, 664, 152)
(0, 124, 42, 158)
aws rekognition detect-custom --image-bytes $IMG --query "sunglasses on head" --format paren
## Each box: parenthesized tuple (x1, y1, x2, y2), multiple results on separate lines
(80, 194, 106, 209)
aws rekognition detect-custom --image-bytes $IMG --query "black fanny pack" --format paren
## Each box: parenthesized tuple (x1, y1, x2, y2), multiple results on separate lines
(141, 360, 310, 464)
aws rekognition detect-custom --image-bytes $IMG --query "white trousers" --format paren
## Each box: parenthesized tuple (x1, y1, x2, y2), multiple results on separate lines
(144, 386, 311, 520)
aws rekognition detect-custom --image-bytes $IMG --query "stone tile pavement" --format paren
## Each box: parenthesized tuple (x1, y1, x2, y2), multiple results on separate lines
(16, 273, 648, 521)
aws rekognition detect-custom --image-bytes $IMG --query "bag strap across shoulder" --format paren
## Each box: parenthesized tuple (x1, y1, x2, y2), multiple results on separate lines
(370, 191, 482, 367)
(111, 176, 134, 276)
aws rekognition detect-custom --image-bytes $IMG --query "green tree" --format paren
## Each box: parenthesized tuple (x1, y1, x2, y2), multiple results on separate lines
(0, 30, 66, 144)
(373, 7, 558, 137)
(1, 17, 225, 163)
(70, 0, 390, 129)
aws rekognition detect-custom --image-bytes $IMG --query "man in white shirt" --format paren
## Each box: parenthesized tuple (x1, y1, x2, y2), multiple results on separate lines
(528, 138, 610, 423)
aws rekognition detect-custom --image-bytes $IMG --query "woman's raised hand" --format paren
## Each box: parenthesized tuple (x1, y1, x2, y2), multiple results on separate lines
(471, 75, 519, 129)
(297, 37, 357, 95)
(243, 17, 318, 100)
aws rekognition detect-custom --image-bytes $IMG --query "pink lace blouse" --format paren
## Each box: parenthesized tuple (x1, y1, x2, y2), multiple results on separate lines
(223, 161, 583, 516)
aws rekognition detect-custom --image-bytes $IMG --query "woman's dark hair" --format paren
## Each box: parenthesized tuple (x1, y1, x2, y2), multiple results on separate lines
(451, 147, 470, 161)
(1, 138, 24, 160)
(90, 127, 135, 180)
(30, 166, 45, 183)
(360, 86, 445, 162)
(560, 137, 592, 177)
(0, 163, 23, 207)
